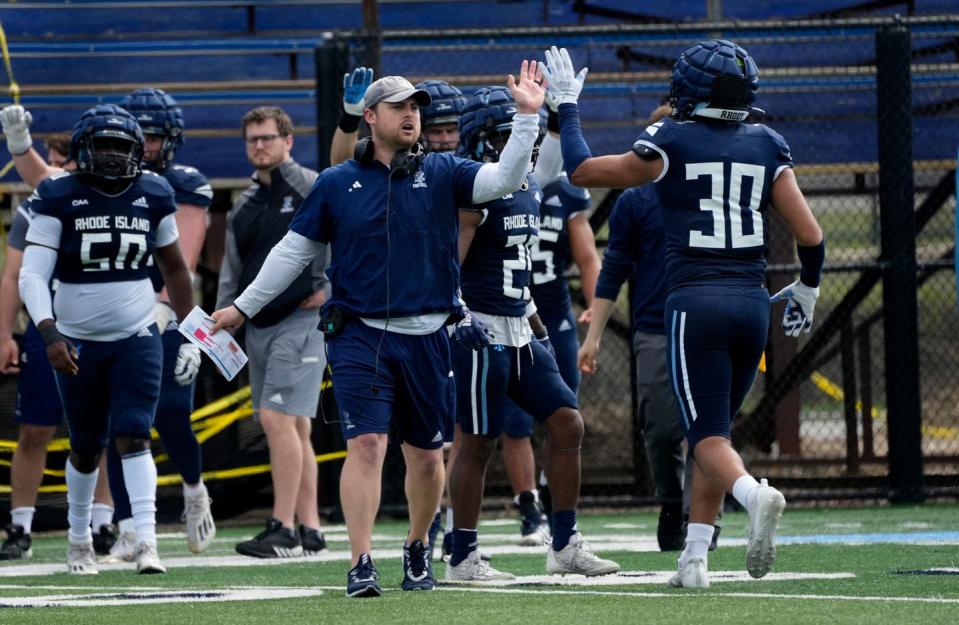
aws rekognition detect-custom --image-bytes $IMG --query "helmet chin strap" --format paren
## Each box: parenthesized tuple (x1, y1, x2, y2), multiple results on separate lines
(691, 102, 750, 122)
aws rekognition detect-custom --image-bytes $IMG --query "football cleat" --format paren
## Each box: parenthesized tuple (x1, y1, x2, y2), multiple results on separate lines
(402, 539, 435, 591)
(346, 553, 382, 598)
(298, 525, 328, 555)
(668, 558, 709, 588)
(92, 523, 118, 556)
(547, 533, 620, 576)
(66, 542, 99, 575)
(746, 479, 786, 579)
(235, 517, 303, 559)
(100, 529, 137, 563)
(445, 550, 515, 582)
(519, 516, 550, 547)
(0, 524, 32, 561)
(182, 484, 216, 554)
(134, 542, 166, 574)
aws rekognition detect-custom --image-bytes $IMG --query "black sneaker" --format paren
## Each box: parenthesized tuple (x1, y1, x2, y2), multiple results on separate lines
(235, 518, 303, 558)
(346, 553, 381, 598)
(402, 539, 435, 591)
(0, 524, 32, 560)
(298, 525, 328, 555)
(657, 503, 684, 551)
(92, 523, 118, 556)
(427, 511, 444, 550)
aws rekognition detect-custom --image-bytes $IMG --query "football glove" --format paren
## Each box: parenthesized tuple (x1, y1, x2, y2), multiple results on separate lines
(343, 66, 374, 117)
(770, 280, 820, 337)
(0, 105, 33, 156)
(453, 308, 491, 351)
(174, 341, 201, 386)
(541, 46, 588, 106)
(155, 301, 176, 334)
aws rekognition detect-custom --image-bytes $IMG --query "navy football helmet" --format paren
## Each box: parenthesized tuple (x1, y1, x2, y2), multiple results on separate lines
(670, 39, 758, 122)
(459, 86, 517, 163)
(119, 87, 184, 169)
(70, 104, 144, 181)
(416, 80, 467, 128)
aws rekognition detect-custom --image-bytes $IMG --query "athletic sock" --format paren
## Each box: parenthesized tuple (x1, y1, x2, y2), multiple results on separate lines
(445, 507, 454, 531)
(449, 528, 478, 567)
(551, 509, 577, 551)
(732, 475, 761, 516)
(678, 523, 714, 569)
(65, 459, 98, 545)
(121, 450, 158, 547)
(182, 479, 206, 498)
(118, 517, 135, 536)
(10, 507, 36, 535)
(91, 503, 114, 531)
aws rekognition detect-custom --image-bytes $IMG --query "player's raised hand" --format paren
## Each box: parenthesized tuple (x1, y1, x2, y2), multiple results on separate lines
(508, 60, 546, 115)
(541, 46, 588, 106)
(578, 337, 600, 375)
(0, 104, 33, 155)
(343, 66, 374, 117)
(210, 305, 245, 335)
(770, 280, 820, 337)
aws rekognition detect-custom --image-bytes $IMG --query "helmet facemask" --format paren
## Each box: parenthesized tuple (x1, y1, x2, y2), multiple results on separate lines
(84, 132, 143, 180)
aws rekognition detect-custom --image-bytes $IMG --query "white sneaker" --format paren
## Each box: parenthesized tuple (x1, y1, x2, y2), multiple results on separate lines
(100, 530, 137, 563)
(134, 542, 167, 574)
(746, 478, 786, 579)
(445, 550, 515, 582)
(518, 520, 550, 547)
(547, 533, 620, 576)
(183, 485, 216, 554)
(668, 558, 709, 588)
(67, 542, 99, 575)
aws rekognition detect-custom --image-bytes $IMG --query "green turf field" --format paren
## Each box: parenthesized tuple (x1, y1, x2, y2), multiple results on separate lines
(1, 504, 958, 624)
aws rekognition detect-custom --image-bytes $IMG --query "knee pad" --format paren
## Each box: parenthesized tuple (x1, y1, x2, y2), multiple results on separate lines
(114, 434, 151, 457)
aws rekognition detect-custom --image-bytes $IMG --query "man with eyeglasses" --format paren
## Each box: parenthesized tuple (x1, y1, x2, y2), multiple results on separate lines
(216, 105, 330, 558)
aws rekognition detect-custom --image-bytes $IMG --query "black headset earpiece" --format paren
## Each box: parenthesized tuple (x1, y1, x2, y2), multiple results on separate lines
(389, 142, 424, 178)
(354, 137, 375, 165)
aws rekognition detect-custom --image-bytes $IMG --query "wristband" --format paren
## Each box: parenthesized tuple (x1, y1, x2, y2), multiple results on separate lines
(797, 239, 825, 288)
(338, 111, 362, 133)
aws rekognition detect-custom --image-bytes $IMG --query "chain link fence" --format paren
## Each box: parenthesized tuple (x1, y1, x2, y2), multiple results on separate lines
(321, 16, 959, 506)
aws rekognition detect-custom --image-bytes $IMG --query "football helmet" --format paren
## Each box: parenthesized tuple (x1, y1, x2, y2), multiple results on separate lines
(120, 87, 184, 169)
(669, 39, 758, 122)
(458, 86, 517, 163)
(416, 80, 467, 128)
(70, 104, 144, 181)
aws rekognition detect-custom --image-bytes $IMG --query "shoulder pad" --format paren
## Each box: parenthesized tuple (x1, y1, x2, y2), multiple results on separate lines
(632, 142, 662, 161)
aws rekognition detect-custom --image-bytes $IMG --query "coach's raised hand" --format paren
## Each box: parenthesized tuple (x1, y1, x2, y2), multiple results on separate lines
(507, 59, 546, 114)
(541, 46, 588, 106)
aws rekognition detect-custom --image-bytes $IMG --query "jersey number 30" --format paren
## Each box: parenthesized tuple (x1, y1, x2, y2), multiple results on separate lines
(686, 162, 765, 249)
(81, 232, 148, 272)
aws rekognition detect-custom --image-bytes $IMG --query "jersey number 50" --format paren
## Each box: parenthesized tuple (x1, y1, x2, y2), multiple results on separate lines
(686, 162, 765, 250)
(80, 232, 148, 272)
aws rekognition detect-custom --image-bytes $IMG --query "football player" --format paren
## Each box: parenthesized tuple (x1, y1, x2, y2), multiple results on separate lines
(544, 41, 824, 587)
(445, 86, 619, 581)
(17, 104, 198, 575)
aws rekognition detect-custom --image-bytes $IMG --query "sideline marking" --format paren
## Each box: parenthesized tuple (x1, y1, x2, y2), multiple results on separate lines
(0, 587, 323, 608)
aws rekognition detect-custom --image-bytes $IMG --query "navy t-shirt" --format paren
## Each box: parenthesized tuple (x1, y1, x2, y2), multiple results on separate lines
(634, 118, 793, 290)
(290, 151, 481, 318)
(529, 174, 590, 317)
(461, 176, 542, 318)
(149, 163, 213, 292)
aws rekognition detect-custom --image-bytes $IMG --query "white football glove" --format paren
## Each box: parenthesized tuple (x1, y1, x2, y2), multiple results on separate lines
(155, 301, 176, 334)
(541, 46, 588, 106)
(770, 280, 820, 337)
(0, 105, 33, 156)
(174, 342, 201, 386)
(543, 85, 560, 113)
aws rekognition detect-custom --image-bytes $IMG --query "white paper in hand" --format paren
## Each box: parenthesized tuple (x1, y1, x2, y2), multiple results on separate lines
(177, 306, 248, 381)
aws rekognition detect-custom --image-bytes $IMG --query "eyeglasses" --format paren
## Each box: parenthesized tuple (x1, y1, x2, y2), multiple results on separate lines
(245, 134, 283, 147)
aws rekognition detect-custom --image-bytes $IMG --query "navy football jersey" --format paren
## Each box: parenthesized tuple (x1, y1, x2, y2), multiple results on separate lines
(461, 176, 542, 317)
(530, 174, 590, 315)
(634, 118, 792, 290)
(148, 163, 213, 292)
(27, 171, 178, 285)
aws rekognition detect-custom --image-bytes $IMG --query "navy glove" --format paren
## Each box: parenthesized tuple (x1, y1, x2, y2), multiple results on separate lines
(453, 309, 491, 351)
(535, 334, 555, 359)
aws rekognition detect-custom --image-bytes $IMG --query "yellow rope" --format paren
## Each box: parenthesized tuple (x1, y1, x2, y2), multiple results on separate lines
(0, 20, 20, 104)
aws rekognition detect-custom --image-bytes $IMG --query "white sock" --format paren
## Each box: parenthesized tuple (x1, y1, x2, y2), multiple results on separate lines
(118, 517, 136, 536)
(91, 503, 114, 531)
(539, 470, 548, 488)
(445, 507, 454, 531)
(678, 523, 714, 569)
(732, 475, 761, 516)
(65, 459, 98, 545)
(10, 507, 35, 535)
(183, 480, 205, 498)
(121, 450, 158, 547)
